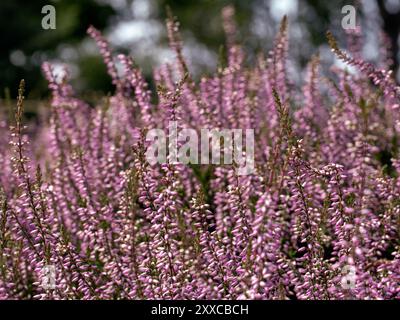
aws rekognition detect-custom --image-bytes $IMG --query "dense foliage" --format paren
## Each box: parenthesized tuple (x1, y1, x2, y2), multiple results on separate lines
(0, 7, 399, 299)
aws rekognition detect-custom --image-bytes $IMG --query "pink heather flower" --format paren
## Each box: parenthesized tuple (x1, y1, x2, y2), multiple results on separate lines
(0, 10, 398, 300)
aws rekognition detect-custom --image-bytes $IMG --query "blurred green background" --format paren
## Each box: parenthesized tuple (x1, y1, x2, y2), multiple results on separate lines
(0, 0, 399, 100)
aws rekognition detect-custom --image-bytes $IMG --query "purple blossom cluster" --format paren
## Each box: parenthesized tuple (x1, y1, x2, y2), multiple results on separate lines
(0, 8, 399, 300)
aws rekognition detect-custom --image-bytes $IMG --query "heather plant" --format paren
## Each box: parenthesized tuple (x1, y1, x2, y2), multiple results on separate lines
(0, 6, 399, 300)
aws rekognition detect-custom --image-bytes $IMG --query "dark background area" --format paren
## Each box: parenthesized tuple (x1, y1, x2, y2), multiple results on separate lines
(0, 0, 399, 100)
